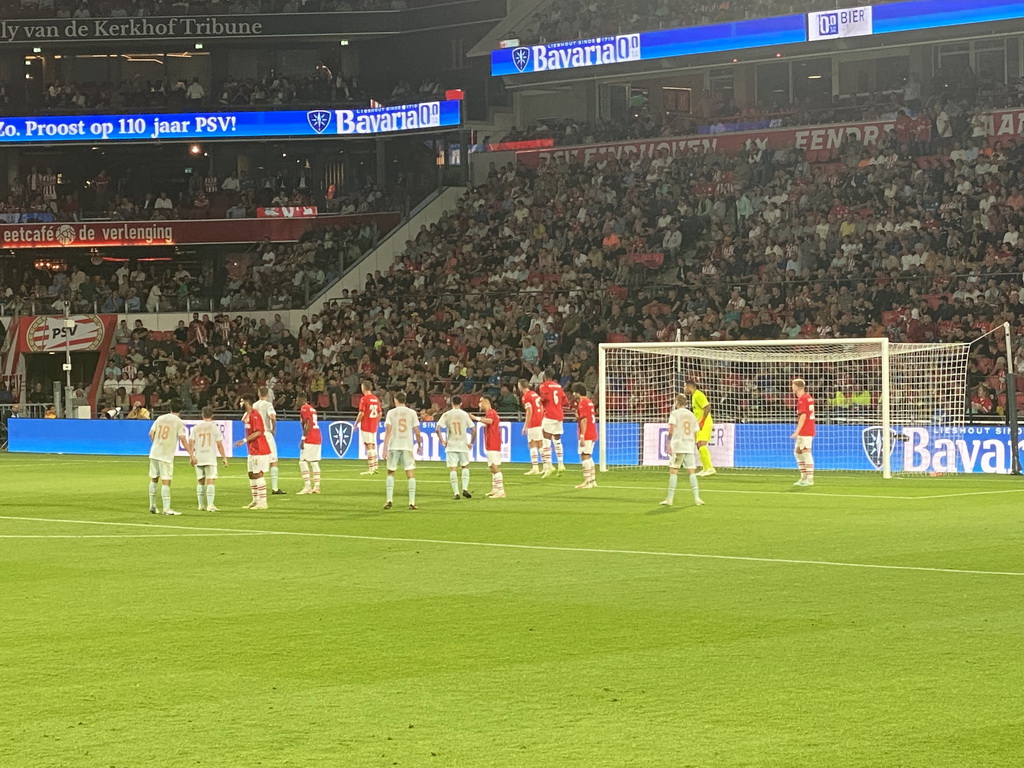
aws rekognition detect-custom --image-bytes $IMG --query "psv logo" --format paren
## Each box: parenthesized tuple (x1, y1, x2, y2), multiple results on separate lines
(328, 421, 355, 458)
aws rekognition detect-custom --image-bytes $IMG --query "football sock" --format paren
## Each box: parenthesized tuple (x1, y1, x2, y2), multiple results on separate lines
(270, 466, 279, 492)
(583, 458, 596, 485)
(667, 473, 678, 502)
(385, 475, 395, 503)
(804, 454, 815, 482)
(461, 467, 470, 491)
(196, 484, 204, 507)
(541, 445, 552, 470)
(367, 448, 378, 472)
(530, 447, 540, 468)
(206, 485, 216, 508)
(408, 478, 417, 506)
(493, 472, 504, 494)
(689, 473, 700, 501)
(249, 479, 258, 502)
(300, 460, 311, 489)
(148, 481, 158, 509)
(311, 462, 320, 490)
(795, 452, 806, 479)
(698, 445, 713, 471)
(161, 485, 171, 512)
(554, 440, 564, 467)
(256, 479, 267, 504)
(449, 470, 459, 495)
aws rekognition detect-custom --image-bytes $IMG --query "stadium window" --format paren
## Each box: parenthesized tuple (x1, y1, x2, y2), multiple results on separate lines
(708, 68, 734, 102)
(755, 61, 789, 109)
(450, 38, 467, 70)
(974, 39, 1007, 87)
(793, 59, 831, 105)
(661, 87, 691, 117)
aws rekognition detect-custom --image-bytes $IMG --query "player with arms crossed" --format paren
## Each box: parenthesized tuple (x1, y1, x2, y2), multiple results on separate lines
(684, 379, 716, 477)
(437, 396, 474, 500)
(190, 407, 228, 511)
(538, 369, 567, 477)
(296, 393, 323, 494)
(254, 386, 285, 495)
(791, 378, 816, 486)
(471, 395, 506, 498)
(381, 391, 422, 510)
(660, 394, 705, 507)
(148, 399, 195, 515)
(357, 381, 382, 475)
(235, 395, 271, 509)
(571, 383, 598, 489)
(518, 379, 545, 475)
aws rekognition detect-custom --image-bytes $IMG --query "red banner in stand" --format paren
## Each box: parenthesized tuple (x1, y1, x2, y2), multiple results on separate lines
(625, 252, 664, 269)
(515, 119, 902, 167)
(0, 212, 398, 249)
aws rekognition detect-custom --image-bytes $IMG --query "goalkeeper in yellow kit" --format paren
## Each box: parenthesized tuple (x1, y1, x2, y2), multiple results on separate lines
(684, 379, 715, 476)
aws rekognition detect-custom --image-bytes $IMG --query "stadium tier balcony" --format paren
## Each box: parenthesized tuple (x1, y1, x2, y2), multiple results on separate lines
(14, 0, 442, 20)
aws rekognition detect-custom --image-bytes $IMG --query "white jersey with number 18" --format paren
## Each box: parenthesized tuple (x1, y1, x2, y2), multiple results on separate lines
(149, 413, 186, 462)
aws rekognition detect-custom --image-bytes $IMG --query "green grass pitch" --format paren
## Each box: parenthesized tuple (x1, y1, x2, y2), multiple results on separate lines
(2, 454, 1024, 767)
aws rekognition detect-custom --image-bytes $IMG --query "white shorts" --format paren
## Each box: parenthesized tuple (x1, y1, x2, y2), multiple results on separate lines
(669, 452, 698, 470)
(386, 449, 416, 472)
(264, 432, 278, 462)
(445, 450, 470, 468)
(360, 430, 377, 445)
(542, 418, 563, 436)
(795, 436, 814, 452)
(194, 464, 218, 481)
(579, 440, 595, 456)
(527, 426, 544, 442)
(300, 443, 322, 462)
(149, 459, 173, 481)
(247, 455, 271, 475)
(485, 450, 502, 467)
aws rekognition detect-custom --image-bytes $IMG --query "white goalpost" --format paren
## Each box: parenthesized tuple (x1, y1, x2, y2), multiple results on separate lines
(597, 338, 974, 477)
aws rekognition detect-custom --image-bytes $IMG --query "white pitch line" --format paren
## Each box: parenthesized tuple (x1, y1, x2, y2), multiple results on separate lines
(1, 515, 1020, 577)
(0, 532, 270, 539)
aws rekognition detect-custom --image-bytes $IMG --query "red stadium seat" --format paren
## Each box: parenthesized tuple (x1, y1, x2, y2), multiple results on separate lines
(317, 393, 331, 409)
(115, 344, 128, 356)
(129, 394, 145, 407)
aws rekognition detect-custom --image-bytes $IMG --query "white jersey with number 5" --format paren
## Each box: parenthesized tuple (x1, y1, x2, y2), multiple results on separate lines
(192, 421, 223, 466)
(149, 413, 187, 462)
(668, 407, 699, 454)
(437, 408, 473, 452)
(385, 405, 420, 452)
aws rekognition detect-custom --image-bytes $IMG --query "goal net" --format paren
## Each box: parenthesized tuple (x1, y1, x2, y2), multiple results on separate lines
(597, 339, 973, 477)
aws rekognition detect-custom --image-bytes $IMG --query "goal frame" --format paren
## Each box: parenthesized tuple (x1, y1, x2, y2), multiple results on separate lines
(597, 338, 893, 477)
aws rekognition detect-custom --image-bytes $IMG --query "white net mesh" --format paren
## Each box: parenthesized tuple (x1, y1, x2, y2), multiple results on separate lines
(599, 340, 973, 475)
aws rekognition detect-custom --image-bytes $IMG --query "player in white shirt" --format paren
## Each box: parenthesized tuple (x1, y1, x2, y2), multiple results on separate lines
(660, 394, 705, 507)
(381, 391, 423, 510)
(190, 406, 229, 511)
(437, 395, 474, 500)
(148, 399, 195, 515)
(254, 386, 284, 494)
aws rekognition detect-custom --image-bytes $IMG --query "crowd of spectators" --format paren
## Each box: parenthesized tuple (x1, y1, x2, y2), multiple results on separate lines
(14, 0, 421, 19)
(0, 220, 381, 316)
(515, 0, 903, 45)
(77, 83, 1024, 420)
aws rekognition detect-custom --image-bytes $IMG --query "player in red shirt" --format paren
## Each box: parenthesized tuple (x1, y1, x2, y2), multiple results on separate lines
(518, 378, 545, 475)
(357, 381, 382, 475)
(234, 395, 271, 509)
(791, 378, 816, 487)
(296, 393, 323, 495)
(571, 384, 598, 490)
(538, 368, 568, 477)
(471, 395, 506, 498)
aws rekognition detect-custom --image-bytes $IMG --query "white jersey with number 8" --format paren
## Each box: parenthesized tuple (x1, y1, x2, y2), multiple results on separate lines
(668, 407, 699, 454)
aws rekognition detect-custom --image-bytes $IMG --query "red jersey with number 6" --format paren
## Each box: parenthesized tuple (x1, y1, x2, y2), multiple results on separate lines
(245, 409, 271, 456)
(538, 380, 566, 421)
(483, 409, 502, 451)
(358, 393, 382, 433)
(521, 389, 543, 428)
(300, 403, 322, 445)
(797, 393, 816, 437)
(576, 396, 598, 441)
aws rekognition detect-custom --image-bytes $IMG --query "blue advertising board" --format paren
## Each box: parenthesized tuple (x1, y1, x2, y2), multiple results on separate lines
(0, 99, 462, 145)
(492, 0, 1024, 76)
(9, 419, 1022, 473)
